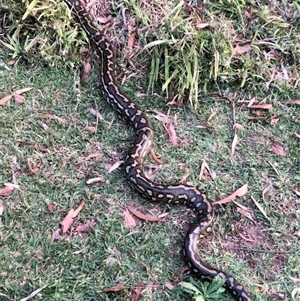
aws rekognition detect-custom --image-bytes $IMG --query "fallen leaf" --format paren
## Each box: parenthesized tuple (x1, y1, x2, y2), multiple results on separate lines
(251, 196, 270, 221)
(85, 126, 97, 133)
(103, 285, 130, 292)
(149, 148, 163, 165)
(86, 176, 105, 184)
(271, 142, 286, 156)
(0, 185, 15, 196)
(47, 203, 55, 212)
(37, 121, 48, 130)
(85, 152, 101, 161)
(88, 108, 104, 120)
(165, 282, 175, 290)
(123, 208, 137, 228)
(214, 184, 248, 205)
(20, 286, 47, 301)
(14, 87, 33, 94)
(0, 94, 13, 105)
(233, 43, 251, 56)
(108, 160, 123, 173)
(60, 200, 85, 234)
(233, 123, 244, 130)
(270, 116, 280, 126)
(267, 291, 286, 300)
(262, 183, 272, 200)
(231, 132, 238, 156)
(166, 122, 177, 146)
(127, 206, 161, 222)
(128, 32, 136, 49)
(131, 281, 143, 301)
(281, 99, 300, 105)
(196, 21, 210, 29)
(179, 171, 191, 184)
(42, 114, 67, 124)
(81, 62, 91, 83)
(207, 110, 217, 123)
(199, 160, 216, 180)
(0, 200, 4, 216)
(97, 15, 113, 24)
(12, 92, 25, 104)
(249, 104, 273, 109)
(75, 219, 96, 233)
(248, 116, 268, 120)
(0, 87, 32, 105)
(236, 207, 255, 223)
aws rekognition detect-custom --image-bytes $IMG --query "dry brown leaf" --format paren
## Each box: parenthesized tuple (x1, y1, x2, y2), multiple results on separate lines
(131, 281, 143, 301)
(88, 108, 104, 120)
(12, 92, 25, 104)
(0, 185, 15, 196)
(47, 203, 55, 212)
(103, 285, 130, 292)
(0, 87, 32, 105)
(14, 87, 33, 94)
(60, 200, 85, 234)
(249, 104, 273, 109)
(282, 99, 300, 105)
(196, 21, 210, 29)
(75, 219, 96, 233)
(0, 94, 13, 105)
(207, 111, 217, 123)
(29, 167, 40, 175)
(108, 160, 123, 173)
(233, 43, 251, 56)
(270, 116, 280, 126)
(267, 291, 286, 300)
(233, 123, 244, 130)
(81, 62, 91, 83)
(153, 111, 172, 124)
(167, 99, 184, 107)
(20, 286, 47, 301)
(127, 206, 160, 222)
(42, 114, 67, 124)
(85, 152, 101, 161)
(123, 209, 137, 228)
(0, 200, 4, 216)
(37, 121, 48, 130)
(128, 32, 136, 49)
(166, 122, 178, 146)
(214, 184, 248, 205)
(248, 116, 268, 120)
(262, 183, 272, 200)
(27, 159, 40, 176)
(271, 142, 286, 156)
(236, 207, 255, 223)
(149, 148, 163, 165)
(179, 171, 191, 184)
(231, 132, 238, 156)
(165, 282, 175, 290)
(86, 176, 105, 184)
(199, 160, 216, 180)
(35, 145, 50, 153)
(85, 126, 97, 133)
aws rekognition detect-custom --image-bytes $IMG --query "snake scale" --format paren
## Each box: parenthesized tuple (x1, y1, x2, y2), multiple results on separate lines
(63, 1, 252, 300)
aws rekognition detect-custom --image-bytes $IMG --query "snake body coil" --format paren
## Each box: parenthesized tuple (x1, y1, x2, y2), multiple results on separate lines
(64, 1, 252, 300)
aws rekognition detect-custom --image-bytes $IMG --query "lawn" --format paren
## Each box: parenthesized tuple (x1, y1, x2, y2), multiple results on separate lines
(0, 1, 299, 301)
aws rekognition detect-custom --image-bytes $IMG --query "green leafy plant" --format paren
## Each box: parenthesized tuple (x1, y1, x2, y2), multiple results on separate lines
(178, 277, 227, 301)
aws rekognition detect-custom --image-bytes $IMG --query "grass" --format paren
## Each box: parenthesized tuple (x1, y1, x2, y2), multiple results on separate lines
(1, 0, 300, 301)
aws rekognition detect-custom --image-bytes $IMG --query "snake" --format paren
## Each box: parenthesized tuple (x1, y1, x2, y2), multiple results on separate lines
(63, 1, 252, 300)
